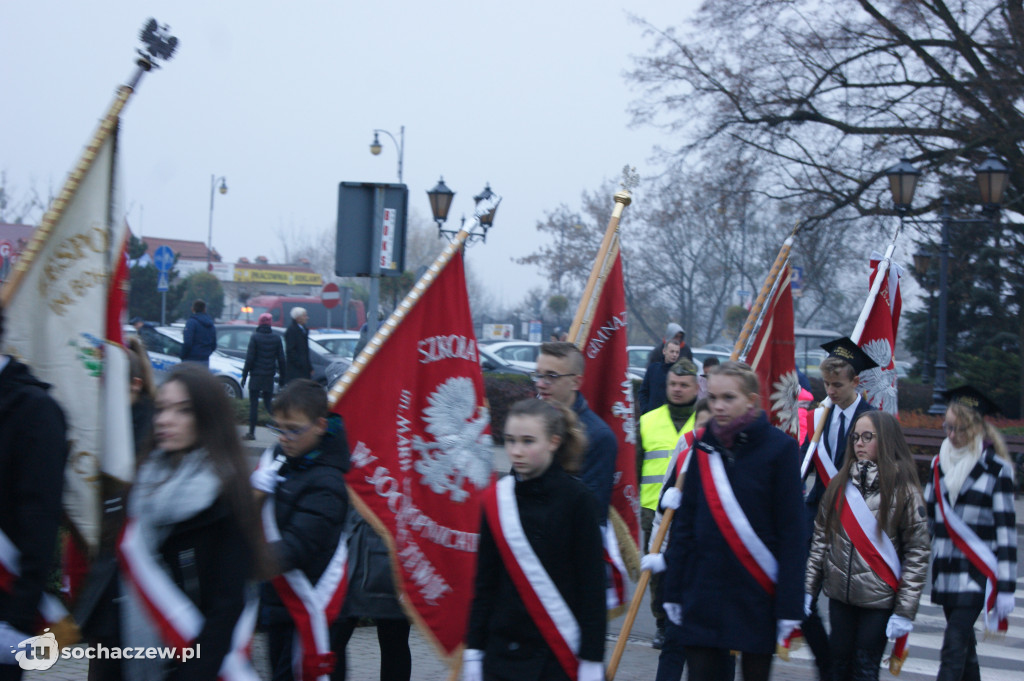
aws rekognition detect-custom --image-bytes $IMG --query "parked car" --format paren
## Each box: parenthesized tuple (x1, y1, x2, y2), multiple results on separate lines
(308, 330, 361, 360)
(484, 341, 541, 370)
(214, 324, 348, 388)
(691, 347, 732, 372)
(128, 324, 249, 399)
(479, 346, 532, 376)
(627, 345, 655, 378)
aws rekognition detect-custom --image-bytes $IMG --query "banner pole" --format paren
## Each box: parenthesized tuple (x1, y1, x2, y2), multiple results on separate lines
(730, 231, 796, 360)
(567, 190, 631, 345)
(0, 56, 154, 307)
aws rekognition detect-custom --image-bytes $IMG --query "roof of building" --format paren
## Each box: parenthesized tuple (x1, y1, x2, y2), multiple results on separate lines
(136, 234, 219, 262)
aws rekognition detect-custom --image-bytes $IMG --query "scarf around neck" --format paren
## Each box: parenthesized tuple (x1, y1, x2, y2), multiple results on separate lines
(939, 435, 983, 503)
(709, 405, 761, 450)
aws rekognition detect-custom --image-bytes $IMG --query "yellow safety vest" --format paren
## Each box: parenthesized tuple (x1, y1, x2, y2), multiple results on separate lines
(638, 405, 696, 510)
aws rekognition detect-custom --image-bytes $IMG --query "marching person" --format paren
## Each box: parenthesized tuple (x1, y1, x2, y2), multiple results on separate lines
(117, 363, 268, 680)
(464, 398, 605, 681)
(924, 386, 1017, 681)
(638, 358, 700, 648)
(252, 379, 351, 681)
(180, 299, 217, 366)
(284, 307, 313, 384)
(662, 362, 805, 681)
(803, 337, 878, 681)
(647, 323, 693, 365)
(241, 312, 285, 440)
(638, 340, 681, 415)
(0, 304, 69, 679)
(805, 411, 930, 681)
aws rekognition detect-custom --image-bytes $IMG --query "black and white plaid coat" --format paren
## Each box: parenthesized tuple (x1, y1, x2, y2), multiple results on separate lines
(924, 447, 1018, 607)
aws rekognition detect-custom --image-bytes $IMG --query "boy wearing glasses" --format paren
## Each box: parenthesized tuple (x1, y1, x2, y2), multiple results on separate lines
(250, 379, 351, 680)
(534, 341, 616, 525)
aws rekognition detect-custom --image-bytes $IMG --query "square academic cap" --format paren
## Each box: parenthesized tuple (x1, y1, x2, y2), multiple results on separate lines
(819, 337, 879, 375)
(942, 385, 1000, 417)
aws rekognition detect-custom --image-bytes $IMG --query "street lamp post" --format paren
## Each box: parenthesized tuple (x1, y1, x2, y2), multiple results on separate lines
(912, 251, 934, 383)
(207, 175, 227, 271)
(427, 178, 500, 245)
(885, 153, 1008, 414)
(369, 126, 404, 183)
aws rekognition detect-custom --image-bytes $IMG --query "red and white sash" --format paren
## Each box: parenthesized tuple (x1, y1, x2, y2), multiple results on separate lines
(931, 457, 1008, 632)
(483, 476, 580, 680)
(602, 524, 626, 611)
(0, 527, 69, 627)
(260, 451, 349, 681)
(117, 520, 259, 680)
(696, 446, 778, 594)
(809, 407, 838, 488)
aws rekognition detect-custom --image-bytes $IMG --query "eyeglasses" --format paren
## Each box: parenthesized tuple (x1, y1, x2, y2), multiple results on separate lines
(942, 423, 968, 435)
(267, 422, 315, 441)
(528, 371, 577, 384)
(850, 431, 876, 443)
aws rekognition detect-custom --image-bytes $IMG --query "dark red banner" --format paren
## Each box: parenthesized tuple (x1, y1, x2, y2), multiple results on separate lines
(332, 253, 492, 659)
(744, 264, 799, 435)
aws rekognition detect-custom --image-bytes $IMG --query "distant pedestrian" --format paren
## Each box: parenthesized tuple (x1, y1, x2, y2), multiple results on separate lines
(284, 307, 313, 384)
(0, 303, 69, 677)
(648, 323, 693, 365)
(638, 341, 681, 415)
(924, 386, 1017, 681)
(180, 299, 216, 366)
(241, 313, 285, 440)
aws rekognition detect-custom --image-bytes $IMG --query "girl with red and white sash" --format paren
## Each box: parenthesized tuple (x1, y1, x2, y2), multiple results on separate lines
(924, 386, 1017, 681)
(662, 362, 806, 681)
(117, 364, 269, 681)
(805, 411, 930, 681)
(464, 399, 605, 681)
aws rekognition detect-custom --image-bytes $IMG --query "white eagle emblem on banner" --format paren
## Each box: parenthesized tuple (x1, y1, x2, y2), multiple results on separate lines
(413, 377, 493, 502)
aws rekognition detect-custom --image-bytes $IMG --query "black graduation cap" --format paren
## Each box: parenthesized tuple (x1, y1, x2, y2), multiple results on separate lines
(819, 337, 879, 375)
(942, 385, 1000, 417)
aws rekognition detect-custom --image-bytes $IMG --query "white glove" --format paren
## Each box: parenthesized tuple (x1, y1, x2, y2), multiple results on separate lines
(578, 660, 604, 681)
(804, 593, 813, 618)
(994, 593, 1015, 621)
(661, 487, 682, 511)
(664, 602, 682, 626)
(462, 649, 483, 681)
(640, 553, 666, 574)
(776, 619, 801, 645)
(0, 621, 31, 665)
(885, 614, 914, 640)
(250, 465, 283, 494)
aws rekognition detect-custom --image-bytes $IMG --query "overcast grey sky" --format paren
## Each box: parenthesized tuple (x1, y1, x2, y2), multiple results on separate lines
(1, 0, 699, 308)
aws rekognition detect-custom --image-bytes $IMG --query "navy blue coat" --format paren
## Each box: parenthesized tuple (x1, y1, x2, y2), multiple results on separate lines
(181, 313, 217, 363)
(662, 412, 806, 654)
(638, 361, 671, 415)
(804, 397, 875, 533)
(572, 393, 616, 526)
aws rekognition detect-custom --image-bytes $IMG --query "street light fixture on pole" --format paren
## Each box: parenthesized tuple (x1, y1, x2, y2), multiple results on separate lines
(369, 126, 404, 183)
(885, 153, 1008, 414)
(427, 177, 500, 245)
(207, 174, 227, 271)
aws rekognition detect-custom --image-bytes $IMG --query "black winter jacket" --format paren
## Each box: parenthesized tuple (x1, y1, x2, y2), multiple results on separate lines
(0, 358, 68, 632)
(242, 325, 285, 383)
(284, 321, 312, 383)
(340, 510, 405, 620)
(261, 416, 351, 625)
(467, 464, 606, 679)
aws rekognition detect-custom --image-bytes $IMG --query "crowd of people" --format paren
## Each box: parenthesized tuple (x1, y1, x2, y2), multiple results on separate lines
(0, 302, 1018, 681)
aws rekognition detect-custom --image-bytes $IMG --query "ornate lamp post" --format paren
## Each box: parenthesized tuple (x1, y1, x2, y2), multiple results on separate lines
(886, 154, 1008, 413)
(427, 178, 500, 245)
(207, 175, 227, 271)
(912, 250, 934, 383)
(369, 126, 405, 183)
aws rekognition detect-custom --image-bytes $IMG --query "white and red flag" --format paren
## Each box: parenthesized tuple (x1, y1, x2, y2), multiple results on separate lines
(857, 254, 903, 414)
(330, 251, 493, 662)
(577, 251, 641, 573)
(743, 264, 799, 436)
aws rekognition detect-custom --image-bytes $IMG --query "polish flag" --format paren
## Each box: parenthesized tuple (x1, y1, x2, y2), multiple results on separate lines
(857, 254, 903, 414)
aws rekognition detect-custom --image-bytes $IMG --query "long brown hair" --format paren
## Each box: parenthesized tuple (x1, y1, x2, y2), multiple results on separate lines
(506, 398, 587, 474)
(821, 411, 922, 537)
(154, 364, 273, 578)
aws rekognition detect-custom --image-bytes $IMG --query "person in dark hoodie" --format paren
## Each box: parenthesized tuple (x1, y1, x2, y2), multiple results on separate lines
(648, 323, 693, 365)
(0, 303, 69, 676)
(638, 340, 681, 415)
(251, 379, 351, 681)
(241, 313, 285, 440)
(180, 299, 216, 366)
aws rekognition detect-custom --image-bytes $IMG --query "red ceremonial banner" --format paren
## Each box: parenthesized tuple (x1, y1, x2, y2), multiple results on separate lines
(858, 255, 903, 414)
(744, 264, 799, 435)
(578, 252, 640, 546)
(332, 253, 492, 659)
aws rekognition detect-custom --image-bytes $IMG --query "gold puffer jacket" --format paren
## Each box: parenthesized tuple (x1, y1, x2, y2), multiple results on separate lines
(805, 459, 930, 618)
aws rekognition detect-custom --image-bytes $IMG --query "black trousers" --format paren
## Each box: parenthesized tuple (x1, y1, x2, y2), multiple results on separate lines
(803, 593, 832, 681)
(685, 646, 770, 681)
(331, 617, 412, 681)
(936, 603, 983, 681)
(827, 599, 890, 681)
(247, 375, 274, 433)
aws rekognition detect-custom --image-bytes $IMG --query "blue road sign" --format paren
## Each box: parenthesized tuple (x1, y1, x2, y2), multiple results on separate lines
(791, 265, 804, 291)
(157, 271, 169, 292)
(153, 245, 175, 273)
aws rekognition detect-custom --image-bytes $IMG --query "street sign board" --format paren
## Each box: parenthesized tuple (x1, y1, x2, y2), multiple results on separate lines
(791, 265, 804, 298)
(153, 245, 175, 273)
(157, 271, 169, 292)
(321, 282, 341, 309)
(0, 241, 12, 258)
(335, 182, 408, 277)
